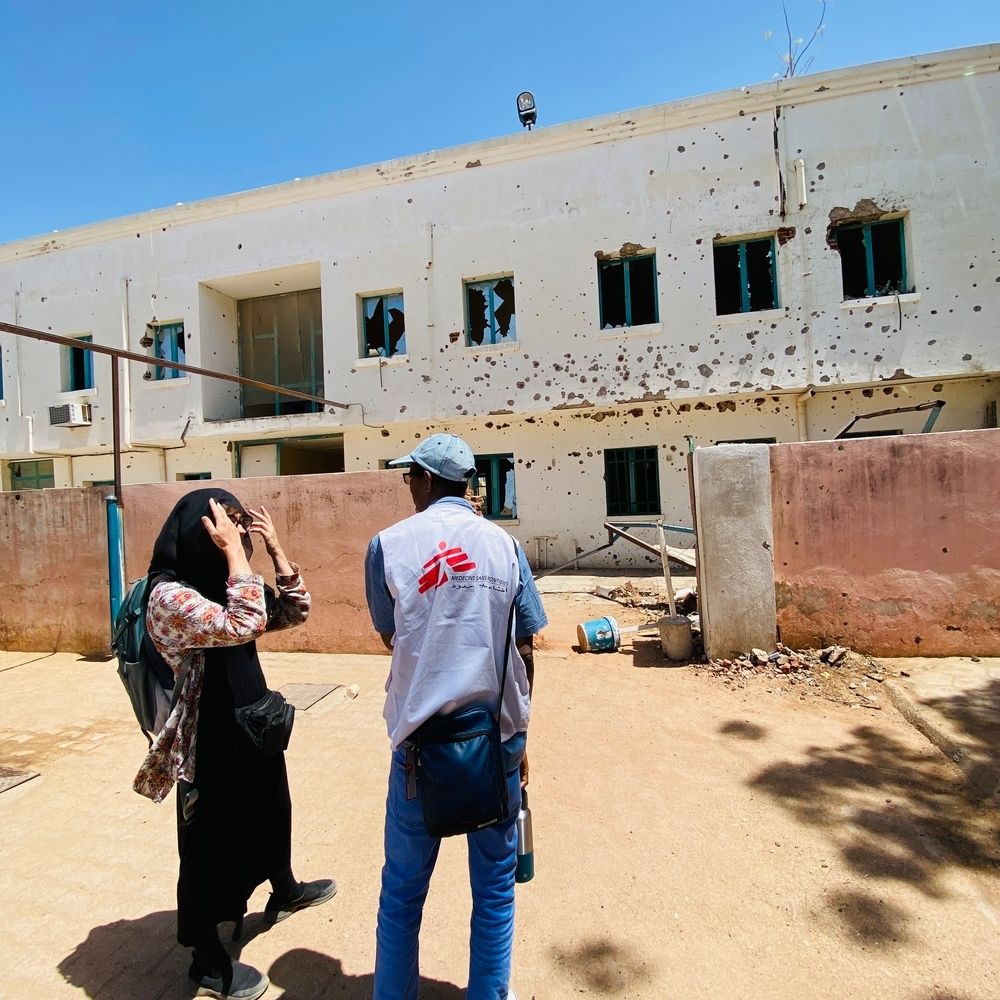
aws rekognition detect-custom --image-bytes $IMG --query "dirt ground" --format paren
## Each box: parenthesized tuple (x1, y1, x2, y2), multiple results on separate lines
(1, 587, 999, 999)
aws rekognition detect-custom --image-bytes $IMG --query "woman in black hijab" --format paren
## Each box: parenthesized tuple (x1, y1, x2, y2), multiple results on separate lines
(134, 488, 334, 1000)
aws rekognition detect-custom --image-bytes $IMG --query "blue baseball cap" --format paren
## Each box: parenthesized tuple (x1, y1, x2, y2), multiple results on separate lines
(389, 433, 476, 482)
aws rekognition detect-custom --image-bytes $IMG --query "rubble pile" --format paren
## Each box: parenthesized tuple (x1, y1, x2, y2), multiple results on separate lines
(707, 643, 852, 683)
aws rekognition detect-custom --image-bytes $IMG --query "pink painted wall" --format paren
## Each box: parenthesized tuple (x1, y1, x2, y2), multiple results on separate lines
(0, 472, 412, 655)
(771, 429, 1000, 656)
(0, 487, 113, 653)
(122, 472, 411, 655)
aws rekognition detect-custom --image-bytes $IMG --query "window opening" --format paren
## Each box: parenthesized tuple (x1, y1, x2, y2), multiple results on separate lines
(237, 289, 324, 418)
(835, 218, 907, 299)
(604, 446, 660, 516)
(714, 237, 779, 314)
(9, 459, 55, 490)
(598, 254, 658, 329)
(465, 277, 516, 346)
(471, 454, 517, 519)
(152, 322, 186, 380)
(65, 335, 94, 392)
(362, 293, 406, 358)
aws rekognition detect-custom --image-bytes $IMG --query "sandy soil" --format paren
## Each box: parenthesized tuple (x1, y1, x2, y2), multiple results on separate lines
(1, 599, 999, 999)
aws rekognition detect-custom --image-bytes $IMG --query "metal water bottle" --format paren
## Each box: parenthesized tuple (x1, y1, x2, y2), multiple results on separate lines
(515, 789, 534, 883)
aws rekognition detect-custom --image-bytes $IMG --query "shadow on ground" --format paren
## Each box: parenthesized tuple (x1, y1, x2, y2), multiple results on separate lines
(549, 936, 654, 994)
(921, 677, 1000, 796)
(58, 911, 463, 1000)
(729, 722, 1000, 948)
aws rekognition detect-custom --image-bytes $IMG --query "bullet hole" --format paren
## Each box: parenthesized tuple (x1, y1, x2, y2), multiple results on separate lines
(677, 145, 685, 152)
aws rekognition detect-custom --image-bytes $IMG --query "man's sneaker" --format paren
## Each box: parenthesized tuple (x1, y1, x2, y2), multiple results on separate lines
(189, 958, 269, 999)
(264, 877, 337, 925)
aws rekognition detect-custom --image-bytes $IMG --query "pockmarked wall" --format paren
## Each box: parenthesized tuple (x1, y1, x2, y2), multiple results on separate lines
(122, 471, 412, 655)
(770, 430, 1000, 656)
(0, 487, 113, 653)
(0, 472, 412, 655)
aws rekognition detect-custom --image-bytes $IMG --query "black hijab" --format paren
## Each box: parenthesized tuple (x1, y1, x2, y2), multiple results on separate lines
(149, 488, 251, 605)
(148, 487, 267, 707)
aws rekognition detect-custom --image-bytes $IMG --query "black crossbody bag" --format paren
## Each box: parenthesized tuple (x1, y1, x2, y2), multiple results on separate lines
(234, 690, 295, 757)
(408, 559, 518, 838)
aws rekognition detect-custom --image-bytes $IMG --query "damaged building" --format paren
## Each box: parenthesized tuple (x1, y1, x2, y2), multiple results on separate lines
(0, 44, 998, 568)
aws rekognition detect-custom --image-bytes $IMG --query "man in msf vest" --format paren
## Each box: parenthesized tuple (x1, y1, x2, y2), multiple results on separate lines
(365, 433, 547, 1000)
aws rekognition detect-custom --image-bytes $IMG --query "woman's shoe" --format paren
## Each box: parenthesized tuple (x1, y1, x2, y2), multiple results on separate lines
(264, 877, 337, 925)
(189, 958, 269, 999)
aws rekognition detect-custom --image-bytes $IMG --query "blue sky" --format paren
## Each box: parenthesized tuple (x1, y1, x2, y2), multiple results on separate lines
(1, 0, 996, 243)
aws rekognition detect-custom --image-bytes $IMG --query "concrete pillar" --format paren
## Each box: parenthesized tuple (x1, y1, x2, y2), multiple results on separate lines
(693, 445, 777, 658)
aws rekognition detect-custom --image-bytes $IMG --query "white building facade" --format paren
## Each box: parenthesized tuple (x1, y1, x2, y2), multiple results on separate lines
(1, 45, 998, 567)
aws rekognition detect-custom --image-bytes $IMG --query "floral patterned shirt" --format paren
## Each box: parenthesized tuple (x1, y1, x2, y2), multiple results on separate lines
(132, 567, 310, 802)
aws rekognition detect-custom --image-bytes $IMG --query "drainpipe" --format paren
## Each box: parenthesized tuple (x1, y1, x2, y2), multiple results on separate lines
(795, 388, 814, 441)
(119, 278, 134, 454)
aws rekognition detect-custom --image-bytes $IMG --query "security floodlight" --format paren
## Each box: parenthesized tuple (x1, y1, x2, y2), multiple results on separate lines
(516, 91, 537, 130)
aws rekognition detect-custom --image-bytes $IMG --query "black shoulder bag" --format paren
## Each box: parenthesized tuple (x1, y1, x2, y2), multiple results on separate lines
(408, 553, 519, 838)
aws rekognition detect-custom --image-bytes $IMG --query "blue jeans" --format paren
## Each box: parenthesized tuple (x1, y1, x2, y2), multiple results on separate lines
(373, 734, 526, 1000)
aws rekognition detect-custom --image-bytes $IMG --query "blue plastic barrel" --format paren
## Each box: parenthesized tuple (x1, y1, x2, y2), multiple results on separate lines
(576, 615, 621, 652)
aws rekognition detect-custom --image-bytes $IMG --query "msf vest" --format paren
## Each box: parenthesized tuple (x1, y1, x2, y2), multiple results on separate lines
(379, 500, 530, 749)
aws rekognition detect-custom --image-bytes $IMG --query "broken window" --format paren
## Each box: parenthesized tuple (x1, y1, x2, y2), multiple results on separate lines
(713, 237, 779, 314)
(151, 322, 186, 380)
(8, 459, 55, 490)
(834, 217, 907, 299)
(472, 453, 517, 519)
(362, 293, 406, 358)
(237, 288, 324, 418)
(465, 277, 516, 346)
(604, 446, 660, 516)
(64, 335, 94, 392)
(598, 254, 658, 329)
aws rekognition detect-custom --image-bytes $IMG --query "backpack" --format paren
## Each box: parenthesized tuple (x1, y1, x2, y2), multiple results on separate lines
(111, 572, 187, 743)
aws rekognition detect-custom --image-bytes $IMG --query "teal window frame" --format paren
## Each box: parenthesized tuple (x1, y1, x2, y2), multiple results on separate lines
(597, 253, 659, 329)
(604, 446, 660, 516)
(464, 276, 517, 346)
(361, 293, 406, 358)
(66, 335, 94, 391)
(153, 322, 185, 380)
(472, 453, 517, 520)
(713, 236, 780, 314)
(9, 459, 55, 490)
(838, 217, 908, 299)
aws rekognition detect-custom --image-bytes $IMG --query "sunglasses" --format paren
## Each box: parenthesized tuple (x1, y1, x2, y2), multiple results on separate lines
(221, 503, 253, 532)
(402, 467, 425, 485)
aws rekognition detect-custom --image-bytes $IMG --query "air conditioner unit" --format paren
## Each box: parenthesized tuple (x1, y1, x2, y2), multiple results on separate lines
(49, 403, 93, 427)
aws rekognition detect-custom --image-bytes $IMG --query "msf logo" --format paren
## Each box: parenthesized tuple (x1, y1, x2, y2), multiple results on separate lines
(418, 541, 477, 594)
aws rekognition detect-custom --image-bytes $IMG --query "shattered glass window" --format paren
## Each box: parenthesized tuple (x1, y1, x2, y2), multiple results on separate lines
(465, 277, 517, 346)
(152, 322, 186, 380)
(713, 237, 779, 314)
(362, 293, 406, 358)
(472, 453, 517, 520)
(835, 217, 907, 299)
(598, 253, 658, 329)
(604, 446, 660, 516)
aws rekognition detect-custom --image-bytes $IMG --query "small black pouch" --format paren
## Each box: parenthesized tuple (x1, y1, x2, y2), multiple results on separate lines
(234, 690, 295, 757)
